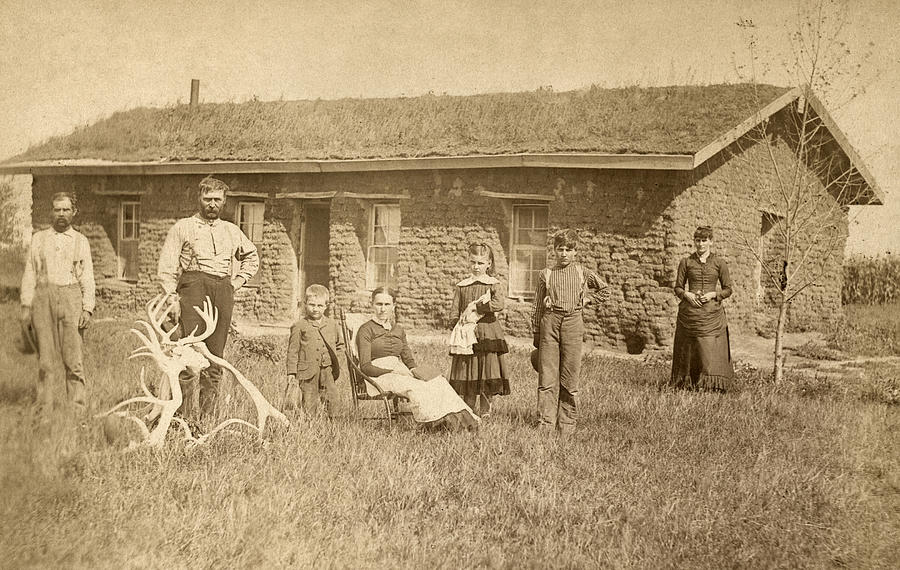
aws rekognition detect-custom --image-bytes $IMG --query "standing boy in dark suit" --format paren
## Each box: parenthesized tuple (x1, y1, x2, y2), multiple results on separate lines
(285, 284, 345, 418)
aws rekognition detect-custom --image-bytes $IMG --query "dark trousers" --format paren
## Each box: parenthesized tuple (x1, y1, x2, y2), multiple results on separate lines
(31, 283, 86, 411)
(177, 271, 233, 419)
(287, 366, 342, 419)
(538, 310, 584, 434)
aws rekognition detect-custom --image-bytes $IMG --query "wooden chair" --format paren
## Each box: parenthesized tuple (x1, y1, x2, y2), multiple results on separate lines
(337, 308, 409, 424)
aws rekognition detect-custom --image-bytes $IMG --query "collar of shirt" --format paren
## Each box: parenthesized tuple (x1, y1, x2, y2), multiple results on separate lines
(50, 227, 77, 238)
(456, 275, 499, 287)
(192, 213, 221, 227)
(694, 252, 713, 264)
(371, 317, 393, 331)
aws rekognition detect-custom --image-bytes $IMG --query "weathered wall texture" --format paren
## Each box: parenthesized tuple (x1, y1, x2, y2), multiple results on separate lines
(673, 118, 847, 335)
(31, 174, 300, 319)
(29, 116, 848, 348)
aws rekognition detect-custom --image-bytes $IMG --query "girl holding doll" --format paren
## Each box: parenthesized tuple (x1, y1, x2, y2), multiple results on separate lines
(447, 243, 511, 417)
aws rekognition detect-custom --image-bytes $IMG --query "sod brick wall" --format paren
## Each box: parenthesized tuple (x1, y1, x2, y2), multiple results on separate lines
(28, 123, 848, 349)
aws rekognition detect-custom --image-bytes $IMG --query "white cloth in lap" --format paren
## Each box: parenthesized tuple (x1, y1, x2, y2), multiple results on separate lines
(448, 290, 489, 355)
(368, 356, 479, 424)
(448, 299, 480, 355)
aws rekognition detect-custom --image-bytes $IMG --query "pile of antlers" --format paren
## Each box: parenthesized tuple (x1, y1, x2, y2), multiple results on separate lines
(97, 294, 289, 450)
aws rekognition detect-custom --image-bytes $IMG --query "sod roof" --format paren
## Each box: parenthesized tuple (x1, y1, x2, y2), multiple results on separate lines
(10, 84, 791, 163)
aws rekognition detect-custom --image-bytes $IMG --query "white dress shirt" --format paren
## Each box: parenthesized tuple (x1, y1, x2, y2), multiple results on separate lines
(157, 214, 260, 294)
(20, 227, 96, 313)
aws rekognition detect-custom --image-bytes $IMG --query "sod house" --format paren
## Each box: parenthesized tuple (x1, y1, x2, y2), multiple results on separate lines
(1, 84, 882, 351)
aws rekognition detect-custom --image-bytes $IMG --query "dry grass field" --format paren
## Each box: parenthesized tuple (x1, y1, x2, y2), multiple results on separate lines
(1, 302, 898, 568)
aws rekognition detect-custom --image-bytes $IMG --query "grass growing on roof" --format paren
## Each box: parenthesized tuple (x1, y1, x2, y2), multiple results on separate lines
(9, 84, 790, 163)
(1, 301, 897, 568)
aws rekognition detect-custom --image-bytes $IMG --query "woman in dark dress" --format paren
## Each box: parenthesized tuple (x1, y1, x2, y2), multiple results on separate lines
(669, 226, 734, 391)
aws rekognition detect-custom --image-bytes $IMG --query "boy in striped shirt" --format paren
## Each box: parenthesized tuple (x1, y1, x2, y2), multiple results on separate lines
(532, 229, 609, 435)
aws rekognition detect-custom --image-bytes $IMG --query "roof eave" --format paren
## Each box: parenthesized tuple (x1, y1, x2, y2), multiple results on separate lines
(803, 91, 884, 206)
(689, 86, 883, 206)
(692, 87, 803, 167)
(0, 152, 695, 176)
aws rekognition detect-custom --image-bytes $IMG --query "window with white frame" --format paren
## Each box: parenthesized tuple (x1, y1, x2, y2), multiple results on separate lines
(118, 201, 140, 282)
(510, 204, 549, 298)
(236, 202, 265, 286)
(367, 203, 401, 290)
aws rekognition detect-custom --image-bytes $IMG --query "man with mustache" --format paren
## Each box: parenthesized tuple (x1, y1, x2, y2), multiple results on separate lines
(20, 192, 95, 415)
(157, 176, 260, 422)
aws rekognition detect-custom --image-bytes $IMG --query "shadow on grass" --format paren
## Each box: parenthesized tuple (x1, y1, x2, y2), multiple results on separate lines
(0, 381, 35, 406)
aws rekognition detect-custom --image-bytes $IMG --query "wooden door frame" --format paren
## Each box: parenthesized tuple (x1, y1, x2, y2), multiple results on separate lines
(298, 201, 331, 300)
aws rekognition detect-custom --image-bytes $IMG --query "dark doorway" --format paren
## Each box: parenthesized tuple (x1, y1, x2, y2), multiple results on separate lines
(302, 203, 331, 290)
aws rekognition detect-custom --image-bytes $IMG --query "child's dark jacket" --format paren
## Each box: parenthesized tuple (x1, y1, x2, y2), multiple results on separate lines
(286, 316, 344, 381)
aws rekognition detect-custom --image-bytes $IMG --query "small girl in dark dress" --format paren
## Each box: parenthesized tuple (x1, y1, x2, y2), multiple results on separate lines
(448, 243, 511, 417)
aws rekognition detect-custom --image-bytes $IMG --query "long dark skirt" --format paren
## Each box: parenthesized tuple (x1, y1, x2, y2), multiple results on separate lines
(448, 349, 511, 398)
(669, 323, 733, 391)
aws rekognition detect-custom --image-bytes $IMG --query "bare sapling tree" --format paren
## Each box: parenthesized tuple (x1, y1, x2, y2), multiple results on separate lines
(734, 0, 879, 382)
(98, 294, 289, 450)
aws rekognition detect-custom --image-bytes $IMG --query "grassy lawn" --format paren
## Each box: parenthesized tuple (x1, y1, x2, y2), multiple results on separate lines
(1, 302, 898, 568)
(827, 303, 900, 358)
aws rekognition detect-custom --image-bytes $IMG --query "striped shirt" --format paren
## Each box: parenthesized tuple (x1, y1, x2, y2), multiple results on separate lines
(157, 214, 260, 294)
(20, 227, 96, 313)
(531, 263, 609, 333)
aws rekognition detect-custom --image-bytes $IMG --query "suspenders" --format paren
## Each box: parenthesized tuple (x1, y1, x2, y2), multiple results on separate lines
(32, 231, 85, 283)
(541, 265, 586, 311)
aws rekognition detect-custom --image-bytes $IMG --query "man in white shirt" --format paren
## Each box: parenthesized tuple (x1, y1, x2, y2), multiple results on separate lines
(157, 176, 259, 421)
(20, 192, 95, 413)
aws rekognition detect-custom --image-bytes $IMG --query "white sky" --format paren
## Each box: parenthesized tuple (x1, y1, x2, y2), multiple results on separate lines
(1, 0, 897, 254)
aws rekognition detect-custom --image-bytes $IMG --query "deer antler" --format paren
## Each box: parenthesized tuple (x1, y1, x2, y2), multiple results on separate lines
(145, 294, 180, 345)
(129, 321, 166, 361)
(196, 343, 290, 434)
(97, 297, 191, 450)
(127, 321, 180, 428)
(99, 355, 186, 450)
(179, 297, 218, 346)
(98, 295, 289, 451)
(190, 418, 259, 447)
(186, 297, 289, 434)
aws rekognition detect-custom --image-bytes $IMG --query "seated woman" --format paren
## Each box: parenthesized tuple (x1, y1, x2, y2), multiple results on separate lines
(356, 287, 480, 430)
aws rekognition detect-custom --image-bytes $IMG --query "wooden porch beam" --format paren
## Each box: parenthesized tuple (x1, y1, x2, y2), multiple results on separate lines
(475, 190, 555, 202)
(275, 191, 338, 200)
